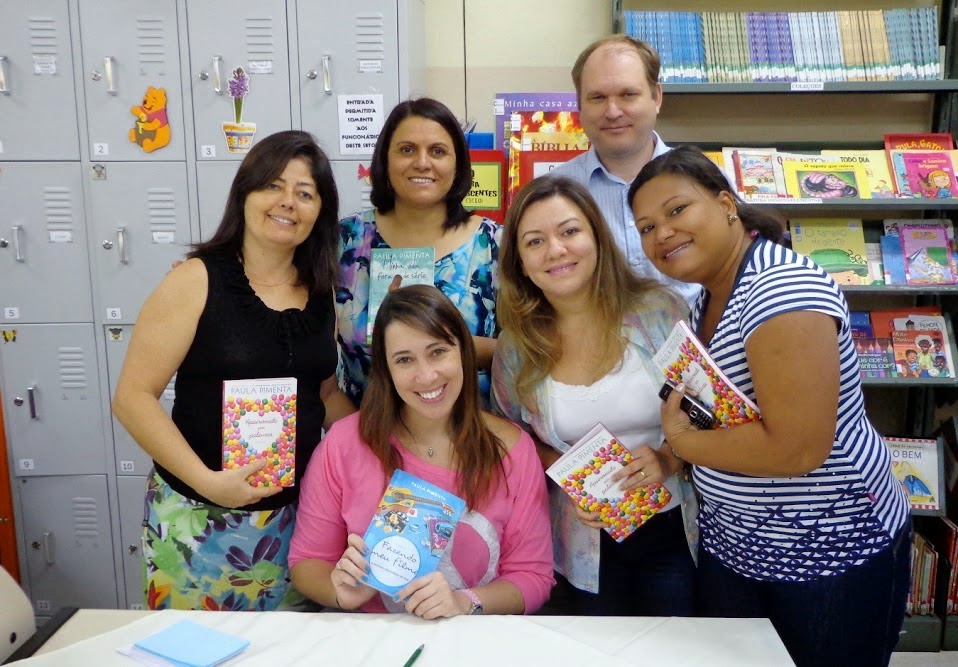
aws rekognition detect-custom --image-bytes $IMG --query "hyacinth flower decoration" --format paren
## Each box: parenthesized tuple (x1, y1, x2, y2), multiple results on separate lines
(229, 67, 250, 123)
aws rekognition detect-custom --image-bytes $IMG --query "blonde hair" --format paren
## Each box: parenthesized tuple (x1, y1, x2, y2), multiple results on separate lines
(571, 35, 661, 106)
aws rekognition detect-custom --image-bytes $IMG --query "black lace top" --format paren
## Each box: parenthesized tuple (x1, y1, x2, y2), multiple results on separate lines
(158, 252, 337, 510)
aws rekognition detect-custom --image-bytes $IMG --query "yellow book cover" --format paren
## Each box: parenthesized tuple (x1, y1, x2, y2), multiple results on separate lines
(820, 149, 896, 198)
(789, 218, 869, 285)
(782, 159, 871, 199)
(703, 151, 725, 169)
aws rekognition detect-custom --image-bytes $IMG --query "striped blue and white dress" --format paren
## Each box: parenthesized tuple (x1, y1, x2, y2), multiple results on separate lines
(690, 238, 909, 582)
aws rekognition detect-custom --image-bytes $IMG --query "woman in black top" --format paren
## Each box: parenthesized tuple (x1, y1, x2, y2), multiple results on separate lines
(113, 131, 356, 610)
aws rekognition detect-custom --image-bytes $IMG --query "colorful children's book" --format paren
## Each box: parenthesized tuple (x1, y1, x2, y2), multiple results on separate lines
(849, 311, 874, 338)
(545, 423, 672, 542)
(895, 151, 958, 199)
(869, 306, 942, 339)
(465, 149, 506, 224)
(890, 314, 954, 377)
(493, 92, 579, 154)
(651, 320, 762, 428)
(885, 436, 942, 512)
(879, 234, 907, 285)
(506, 111, 586, 206)
(131, 619, 250, 667)
(884, 132, 955, 151)
(781, 159, 870, 199)
(899, 224, 957, 285)
(222, 377, 297, 488)
(367, 247, 435, 344)
(731, 148, 783, 198)
(855, 338, 897, 379)
(789, 218, 868, 285)
(518, 149, 584, 187)
(362, 470, 466, 596)
(865, 242, 885, 285)
(820, 149, 897, 197)
(892, 330, 954, 378)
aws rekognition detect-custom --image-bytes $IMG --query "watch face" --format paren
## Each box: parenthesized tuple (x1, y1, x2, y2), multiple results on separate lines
(470, 602, 483, 615)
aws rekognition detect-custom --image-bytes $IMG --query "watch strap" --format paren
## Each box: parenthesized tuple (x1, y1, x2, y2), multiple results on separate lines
(460, 588, 483, 615)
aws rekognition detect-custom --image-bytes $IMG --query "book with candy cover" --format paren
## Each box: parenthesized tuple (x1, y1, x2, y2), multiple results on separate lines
(545, 423, 672, 543)
(367, 247, 435, 344)
(651, 320, 762, 428)
(222, 377, 297, 488)
(362, 470, 466, 596)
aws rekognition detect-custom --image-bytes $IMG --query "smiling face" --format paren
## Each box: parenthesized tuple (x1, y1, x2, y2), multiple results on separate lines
(579, 44, 662, 165)
(386, 116, 456, 209)
(516, 195, 598, 305)
(242, 156, 321, 251)
(385, 320, 463, 427)
(631, 173, 738, 287)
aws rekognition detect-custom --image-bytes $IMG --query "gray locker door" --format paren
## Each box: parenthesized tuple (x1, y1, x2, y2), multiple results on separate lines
(103, 324, 173, 476)
(116, 475, 147, 609)
(0, 0, 80, 161)
(297, 1, 400, 160)
(77, 0, 186, 161)
(331, 160, 373, 219)
(0, 163, 92, 324)
(88, 162, 190, 324)
(187, 0, 292, 161)
(0, 323, 107, 476)
(196, 161, 239, 242)
(18, 475, 119, 611)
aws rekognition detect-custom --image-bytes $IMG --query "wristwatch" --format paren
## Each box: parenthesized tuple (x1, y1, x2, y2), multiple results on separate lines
(460, 588, 483, 615)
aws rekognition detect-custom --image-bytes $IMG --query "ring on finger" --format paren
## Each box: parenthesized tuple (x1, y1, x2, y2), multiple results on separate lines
(336, 559, 343, 570)
(639, 469, 647, 479)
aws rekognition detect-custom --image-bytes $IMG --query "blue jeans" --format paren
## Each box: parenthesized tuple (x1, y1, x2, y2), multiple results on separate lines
(696, 520, 912, 667)
(566, 507, 696, 616)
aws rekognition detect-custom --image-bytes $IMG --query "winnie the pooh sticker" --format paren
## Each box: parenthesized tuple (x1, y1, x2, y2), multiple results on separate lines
(129, 86, 171, 153)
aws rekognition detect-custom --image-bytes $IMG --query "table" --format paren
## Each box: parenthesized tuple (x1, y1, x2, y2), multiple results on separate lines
(9, 609, 795, 666)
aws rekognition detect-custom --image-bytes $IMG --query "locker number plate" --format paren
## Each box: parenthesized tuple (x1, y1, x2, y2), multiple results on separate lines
(18, 459, 35, 472)
(119, 460, 136, 473)
(93, 143, 109, 156)
(3, 307, 19, 320)
(201, 145, 216, 158)
(106, 308, 122, 320)
(35, 600, 51, 612)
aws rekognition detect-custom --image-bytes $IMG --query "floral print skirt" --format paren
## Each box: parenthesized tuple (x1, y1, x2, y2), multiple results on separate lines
(143, 469, 304, 611)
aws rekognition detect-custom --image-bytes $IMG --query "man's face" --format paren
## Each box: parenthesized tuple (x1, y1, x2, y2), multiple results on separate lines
(578, 44, 662, 166)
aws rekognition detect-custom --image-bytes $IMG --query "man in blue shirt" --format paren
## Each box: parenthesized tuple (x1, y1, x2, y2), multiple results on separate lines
(553, 35, 699, 304)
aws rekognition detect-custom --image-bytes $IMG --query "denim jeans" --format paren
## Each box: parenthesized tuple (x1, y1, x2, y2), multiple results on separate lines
(696, 519, 912, 667)
(565, 507, 696, 616)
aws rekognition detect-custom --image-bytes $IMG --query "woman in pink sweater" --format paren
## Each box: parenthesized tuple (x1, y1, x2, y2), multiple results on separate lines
(289, 285, 554, 616)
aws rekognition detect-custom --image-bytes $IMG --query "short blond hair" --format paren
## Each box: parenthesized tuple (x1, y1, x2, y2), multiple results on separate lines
(571, 35, 661, 106)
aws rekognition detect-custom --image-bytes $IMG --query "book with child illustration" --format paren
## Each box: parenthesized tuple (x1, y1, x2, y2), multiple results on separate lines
(362, 469, 466, 597)
(545, 423, 672, 542)
(222, 377, 297, 488)
(891, 330, 955, 379)
(651, 320, 762, 428)
(884, 436, 942, 512)
(367, 247, 435, 344)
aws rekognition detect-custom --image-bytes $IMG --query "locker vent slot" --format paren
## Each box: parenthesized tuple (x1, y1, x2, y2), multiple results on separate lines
(29, 17, 58, 57)
(44, 187, 74, 234)
(147, 188, 177, 236)
(245, 16, 275, 64)
(72, 497, 100, 538)
(354, 13, 386, 62)
(58, 347, 88, 390)
(136, 17, 168, 73)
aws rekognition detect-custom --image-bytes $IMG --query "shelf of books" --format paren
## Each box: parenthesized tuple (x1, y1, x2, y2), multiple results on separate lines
(661, 81, 958, 94)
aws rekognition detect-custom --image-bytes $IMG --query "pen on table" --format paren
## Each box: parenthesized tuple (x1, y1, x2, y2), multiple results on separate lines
(402, 643, 425, 667)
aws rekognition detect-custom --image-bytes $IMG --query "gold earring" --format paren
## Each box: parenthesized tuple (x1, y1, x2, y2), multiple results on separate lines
(727, 214, 738, 222)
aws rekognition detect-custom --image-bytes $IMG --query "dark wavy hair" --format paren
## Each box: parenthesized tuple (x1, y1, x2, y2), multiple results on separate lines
(628, 145, 786, 243)
(369, 98, 472, 230)
(189, 130, 340, 295)
(360, 285, 505, 509)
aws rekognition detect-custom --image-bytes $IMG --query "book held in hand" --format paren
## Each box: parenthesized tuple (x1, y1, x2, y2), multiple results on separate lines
(651, 320, 761, 428)
(367, 247, 435, 344)
(362, 470, 466, 596)
(222, 377, 296, 488)
(545, 424, 672, 542)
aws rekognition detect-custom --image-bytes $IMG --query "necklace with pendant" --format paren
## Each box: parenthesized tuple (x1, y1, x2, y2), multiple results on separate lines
(401, 419, 437, 458)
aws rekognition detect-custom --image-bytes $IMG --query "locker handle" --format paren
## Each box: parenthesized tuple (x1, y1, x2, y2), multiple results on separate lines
(12, 225, 24, 262)
(117, 227, 128, 264)
(0, 56, 9, 94)
(42, 532, 54, 565)
(27, 385, 38, 419)
(104, 56, 116, 95)
(322, 55, 331, 94)
(212, 56, 223, 95)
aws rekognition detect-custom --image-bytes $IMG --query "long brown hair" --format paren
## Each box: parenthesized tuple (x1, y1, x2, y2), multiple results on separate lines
(359, 285, 505, 509)
(498, 176, 671, 411)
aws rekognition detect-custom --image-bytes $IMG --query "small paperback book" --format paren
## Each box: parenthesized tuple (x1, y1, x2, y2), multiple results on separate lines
(885, 437, 941, 512)
(651, 320, 762, 428)
(222, 377, 296, 488)
(128, 619, 250, 667)
(899, 224, 957, 285)
(367, 247, 435, 344)
(789, 218, 869, 285)
(362, 469, 466, 596)
(545, 423, 672, 542)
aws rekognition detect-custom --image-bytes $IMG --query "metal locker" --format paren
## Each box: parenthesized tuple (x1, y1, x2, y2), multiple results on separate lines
(87, 162, 191, 325)
(0, 162, 93, 324)
(0, 0, 81, 161)
(103, 324, 173, 477)
(297, 0, 404, 161)
(116, 475, 147, 609)
(196, 160, 240, 242)
(330, 160, 374, 220)
(18, 475, 119, 611)
(0, 323, 107, 476)
(186, 0, 293, 161)
(77, 0, 186, 161)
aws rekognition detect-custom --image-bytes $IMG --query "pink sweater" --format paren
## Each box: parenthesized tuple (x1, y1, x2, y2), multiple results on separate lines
(288, 412, 555, 613)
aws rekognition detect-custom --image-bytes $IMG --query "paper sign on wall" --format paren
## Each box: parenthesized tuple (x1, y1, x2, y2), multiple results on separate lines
(338, 94, 384, 156)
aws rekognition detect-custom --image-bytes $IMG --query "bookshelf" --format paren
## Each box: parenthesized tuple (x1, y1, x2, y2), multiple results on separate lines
(615, 0, 958, 652)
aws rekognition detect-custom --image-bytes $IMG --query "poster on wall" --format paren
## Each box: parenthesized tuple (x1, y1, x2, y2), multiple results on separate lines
(338, 94, 384, 156)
